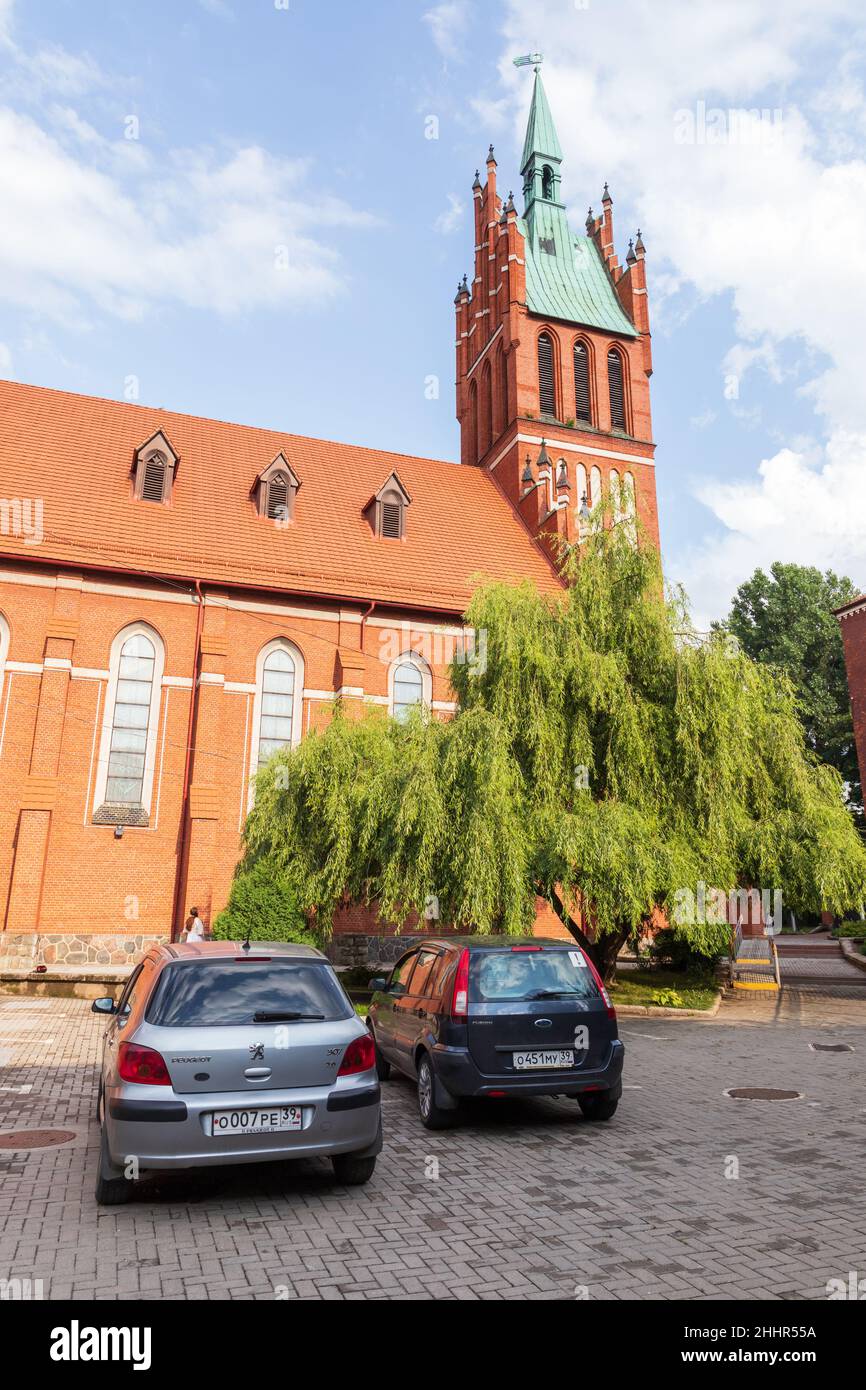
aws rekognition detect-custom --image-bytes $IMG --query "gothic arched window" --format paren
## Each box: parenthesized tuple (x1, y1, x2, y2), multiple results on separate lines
(538, 332, 556, 417)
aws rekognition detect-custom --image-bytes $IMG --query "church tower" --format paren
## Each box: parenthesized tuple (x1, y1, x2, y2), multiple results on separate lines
(454, 66, 659, 552)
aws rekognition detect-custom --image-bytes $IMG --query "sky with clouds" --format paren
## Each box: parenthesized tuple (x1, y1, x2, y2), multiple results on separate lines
(1, 0, 864, 625)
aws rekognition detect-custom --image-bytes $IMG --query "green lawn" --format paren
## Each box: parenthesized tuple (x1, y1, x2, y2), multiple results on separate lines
(354, 1002, 368, 1017)
(609, 969, 718, 1011)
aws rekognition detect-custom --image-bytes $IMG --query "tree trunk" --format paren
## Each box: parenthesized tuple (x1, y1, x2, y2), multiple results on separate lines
(548, 888, 631, 985)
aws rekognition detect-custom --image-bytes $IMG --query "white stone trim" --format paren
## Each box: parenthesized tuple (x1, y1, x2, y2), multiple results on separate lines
(43, 657, 72, 670)
(92, 621, 166, 818)
(71, 667, 110, 681)
(5, 661, 41, 674)
(487, 431, 655, 473)
(162, 675, 193, 688)
(225, 681, 257, 694)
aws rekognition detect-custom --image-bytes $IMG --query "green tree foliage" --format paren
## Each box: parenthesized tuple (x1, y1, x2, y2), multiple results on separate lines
(716, 562, 860, 811)
(241, 520, 866, 980)
(212, 858, 315, 944)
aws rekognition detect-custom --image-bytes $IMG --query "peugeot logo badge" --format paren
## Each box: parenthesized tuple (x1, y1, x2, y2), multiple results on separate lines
(534, 1018, 553, 1028)
(248, 1042, 265, 1060)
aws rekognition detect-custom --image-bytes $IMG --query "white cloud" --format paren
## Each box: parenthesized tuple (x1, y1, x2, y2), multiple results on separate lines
(434, 191, 464, 235)
(0, 109, 378, 322)
(423, 2, 469, 61)
(0, 7, 378, 324)
(0, 341, 13, 375)
(490, 0, 866, 615)
(678, 433, 866, 627)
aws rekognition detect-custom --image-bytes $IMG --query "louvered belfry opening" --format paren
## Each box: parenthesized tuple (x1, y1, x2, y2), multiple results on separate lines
(574, 343, 591, 423)
(141, 452, 166, 503)
(381, 500, 403, 539)
(538, 332, 556, 417)
(267, 475, 289, 520)
(608, 349, 626, 431)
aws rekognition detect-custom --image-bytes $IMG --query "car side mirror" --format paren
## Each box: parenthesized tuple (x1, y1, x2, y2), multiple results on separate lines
(369, 977, 387, 993)
(91, 996, 116, 1015)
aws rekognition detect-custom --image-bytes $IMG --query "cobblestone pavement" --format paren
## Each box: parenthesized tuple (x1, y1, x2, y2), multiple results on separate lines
(0, 991, 865, 1301)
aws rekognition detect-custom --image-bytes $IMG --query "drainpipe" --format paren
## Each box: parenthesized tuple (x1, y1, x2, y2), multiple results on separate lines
(170, 579, 205, 941)
(360, 599, 376, 652)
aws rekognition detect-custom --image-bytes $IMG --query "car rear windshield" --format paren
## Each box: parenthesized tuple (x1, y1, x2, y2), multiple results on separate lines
(470, 949, 600, 1003)
(146, 959, 354, 1027)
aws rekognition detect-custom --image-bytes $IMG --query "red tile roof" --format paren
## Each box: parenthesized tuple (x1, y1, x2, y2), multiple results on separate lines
(0, 378, 561, 612)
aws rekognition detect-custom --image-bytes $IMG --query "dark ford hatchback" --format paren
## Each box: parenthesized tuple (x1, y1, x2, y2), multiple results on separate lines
(367, 938, 624, 1129)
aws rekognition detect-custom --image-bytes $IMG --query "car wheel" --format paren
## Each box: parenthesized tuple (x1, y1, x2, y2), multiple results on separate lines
(95, 1126, 132, 1206)
(331, 1154, 377, 1186)
(578, 1092, 619, 1122)
(417, 1053, 453, 1130)
(368, 1025, 391, 1081)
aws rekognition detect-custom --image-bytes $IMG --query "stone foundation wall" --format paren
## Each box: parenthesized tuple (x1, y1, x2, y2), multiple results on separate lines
(0, 932, 165, 973)
(327, 933, 431, 969)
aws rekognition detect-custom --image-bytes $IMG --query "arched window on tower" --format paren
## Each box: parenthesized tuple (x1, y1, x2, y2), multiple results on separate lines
(589, 465, 602, 528)
(492, 344, 505, 438)
(573, 341, 592, 424)
(608, 348, 627, 431)
(538, 332, 556, 417)
(542, 165, 554, 200)
(576, 463, 588, 510)
(610, 467, 621, 519)
(622, 471, 637, 544)
(481, 361, 493, 456)
(468, 379, 478, 462)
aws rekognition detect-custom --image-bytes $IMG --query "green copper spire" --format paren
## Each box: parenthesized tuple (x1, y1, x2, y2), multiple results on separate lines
(520, 66, 568, 252)
(520, 68, 563, 173)
(513, 62, 638, 337)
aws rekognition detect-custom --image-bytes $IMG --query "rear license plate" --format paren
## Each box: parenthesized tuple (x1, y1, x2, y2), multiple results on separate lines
(210, 1106, 303, 1136)
(513, 1049, 574, 1070)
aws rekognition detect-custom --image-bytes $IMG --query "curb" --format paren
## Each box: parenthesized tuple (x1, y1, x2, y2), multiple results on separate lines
(839, 939, 866, 974)
(613, 992, 722, 1019)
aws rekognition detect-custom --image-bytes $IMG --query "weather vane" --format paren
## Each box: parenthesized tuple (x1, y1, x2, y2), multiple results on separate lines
(513, 53, 543, 72)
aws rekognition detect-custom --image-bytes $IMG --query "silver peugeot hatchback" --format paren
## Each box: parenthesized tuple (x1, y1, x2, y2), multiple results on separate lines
(91, 941, 382, 1204)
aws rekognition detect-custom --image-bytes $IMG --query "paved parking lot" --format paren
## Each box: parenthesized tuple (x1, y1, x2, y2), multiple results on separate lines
(0, 990, 865, 1300)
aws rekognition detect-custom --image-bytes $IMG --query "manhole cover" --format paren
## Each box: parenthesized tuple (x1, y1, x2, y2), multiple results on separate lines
(809, 1043, 854, 1053)
(0, 1129, 76, 1149)
(725, 1087, 803, 1102)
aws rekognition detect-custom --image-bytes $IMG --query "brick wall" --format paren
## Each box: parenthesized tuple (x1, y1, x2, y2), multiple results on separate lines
(0, 564, 466, 947)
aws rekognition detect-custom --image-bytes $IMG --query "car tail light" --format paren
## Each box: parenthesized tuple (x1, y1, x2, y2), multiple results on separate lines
(450, 947, 470, 1019)
(511, 944, 541, 952)
(583, 952, 616, 1020)
(234, 956, 271, 962)
(338, 1034, 375, 1076)
(118, 1042, 171, 1086)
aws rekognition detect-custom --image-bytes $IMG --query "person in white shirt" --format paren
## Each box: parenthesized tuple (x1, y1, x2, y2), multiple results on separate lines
(182, 906, 206, 943)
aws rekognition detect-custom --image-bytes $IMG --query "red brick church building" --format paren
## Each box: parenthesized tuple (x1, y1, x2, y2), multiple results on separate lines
(0, 71, 659, 970)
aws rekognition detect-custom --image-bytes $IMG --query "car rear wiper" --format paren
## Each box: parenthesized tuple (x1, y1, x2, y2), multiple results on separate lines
(252, 1011, 326, 1022)
(524, 989, 581, 999)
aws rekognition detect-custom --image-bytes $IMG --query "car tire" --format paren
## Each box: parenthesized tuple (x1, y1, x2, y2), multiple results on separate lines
(417, 1053, 453, 1130)
(331, 1154, 377, 1186)
(95, 1126, 133, 1206)
(578, 1092, 619, 1122)
(368, 1025, 391, 1081)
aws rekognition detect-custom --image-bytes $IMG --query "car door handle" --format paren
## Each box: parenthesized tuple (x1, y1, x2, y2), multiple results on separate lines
(244, 1067, 272, 1080)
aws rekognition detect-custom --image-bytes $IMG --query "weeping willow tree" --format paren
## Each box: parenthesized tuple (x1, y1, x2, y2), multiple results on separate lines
(241, 513, 866, 981)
